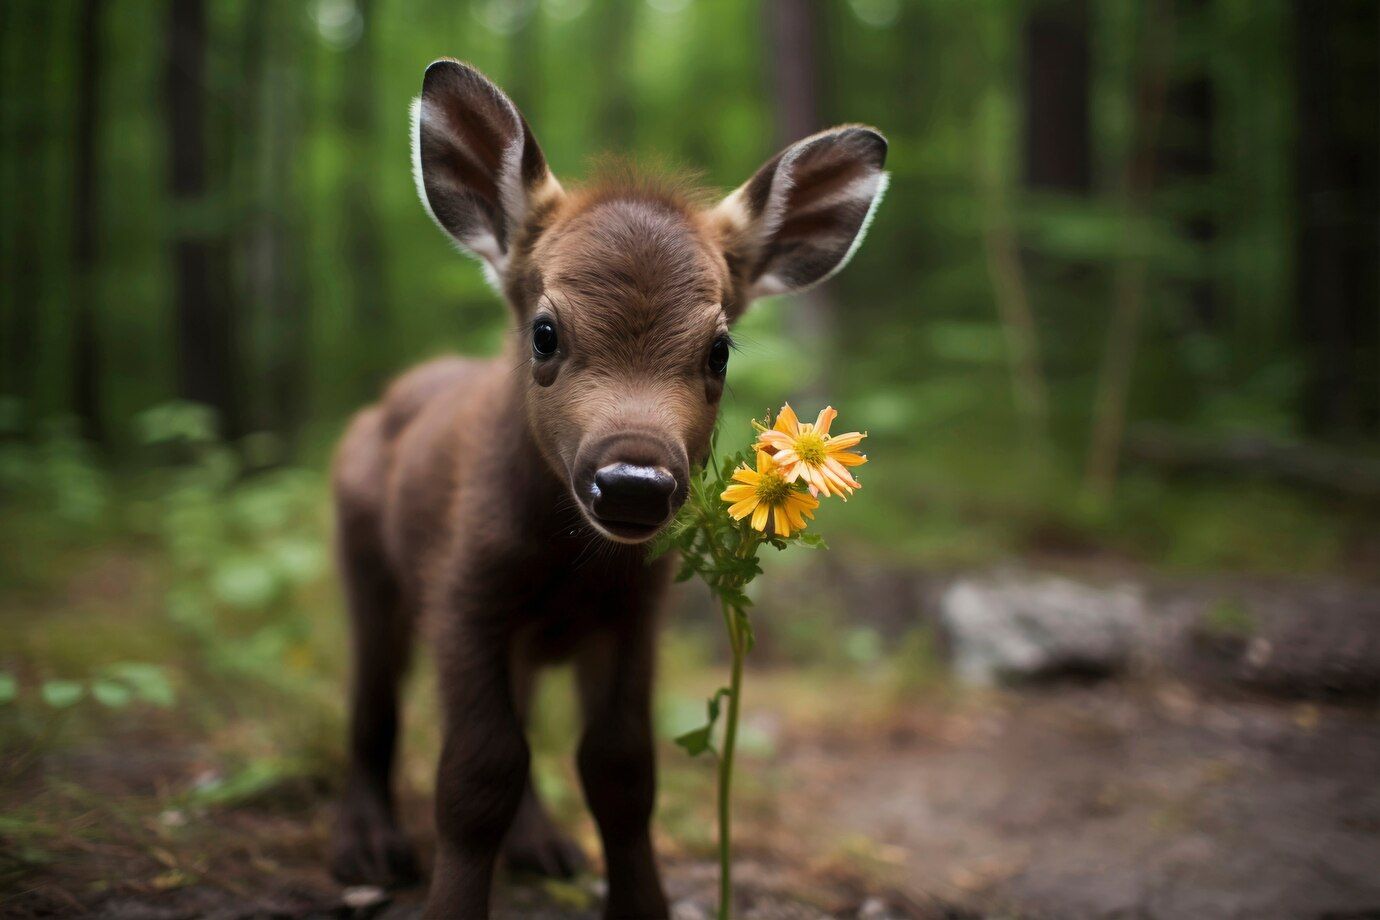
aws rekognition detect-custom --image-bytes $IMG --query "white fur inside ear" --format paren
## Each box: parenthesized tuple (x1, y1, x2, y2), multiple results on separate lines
(759, 143, 801, 243)
(494, 90, 528, 236)
(410, 96, 443, 231)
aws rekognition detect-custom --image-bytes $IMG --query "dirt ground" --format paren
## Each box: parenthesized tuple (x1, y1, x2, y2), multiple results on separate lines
(5, 670, 1379, 920)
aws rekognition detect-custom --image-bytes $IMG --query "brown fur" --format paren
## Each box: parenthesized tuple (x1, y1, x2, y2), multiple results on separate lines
(331, 60, 886, 919)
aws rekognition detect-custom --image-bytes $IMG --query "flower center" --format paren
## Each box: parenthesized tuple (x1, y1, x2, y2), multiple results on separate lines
(795, 430, 827, 465)
(753, 469, 792, 506)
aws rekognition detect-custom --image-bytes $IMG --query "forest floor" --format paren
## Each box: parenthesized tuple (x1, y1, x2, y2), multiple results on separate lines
(5, 668, 1380, 918)
(4, 527, 1380, 919)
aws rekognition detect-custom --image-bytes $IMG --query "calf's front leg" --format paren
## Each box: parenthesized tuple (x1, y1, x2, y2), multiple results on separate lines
(576, 617, 669, 920)
(423, 619, 529, 919)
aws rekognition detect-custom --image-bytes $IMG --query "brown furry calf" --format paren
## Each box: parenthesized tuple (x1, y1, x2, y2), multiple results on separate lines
(329, 59, 887, 919)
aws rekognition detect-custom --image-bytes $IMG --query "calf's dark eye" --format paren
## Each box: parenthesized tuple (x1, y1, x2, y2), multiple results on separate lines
(708, 335, 730, 376)
(532, 319, 558, 358)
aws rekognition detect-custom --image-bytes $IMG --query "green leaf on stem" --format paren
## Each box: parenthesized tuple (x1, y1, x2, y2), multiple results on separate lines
(674, 687, 731, 757)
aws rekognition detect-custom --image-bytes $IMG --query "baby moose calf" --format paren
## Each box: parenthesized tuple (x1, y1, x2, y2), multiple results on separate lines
(330, 59, 887, 919)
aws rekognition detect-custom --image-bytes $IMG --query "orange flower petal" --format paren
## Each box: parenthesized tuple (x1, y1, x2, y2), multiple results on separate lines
(824, 456, 861, 488)
(814, 406, 838, 436)
(756, 430, 794, 451)
(731, 467, 760, 485)
(825, 431, 865, 450)
(773, 403, 800, 436)
(727, 497, 759, 520)
(783, 503, 806, 531)
(773, 508, 791, 537)
(751, 502, 770, 532)
(772, 447, 800, 465)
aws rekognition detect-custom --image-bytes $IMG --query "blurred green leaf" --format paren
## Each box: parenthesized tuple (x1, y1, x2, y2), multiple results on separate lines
(90, 679, 132, 709)
(211, 557, 280, 610)
(104, 663, 176, 708)
(41, 680, 83, 709)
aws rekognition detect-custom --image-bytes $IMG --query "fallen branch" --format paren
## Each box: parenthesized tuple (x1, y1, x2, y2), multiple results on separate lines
(1123, 423, 1380, 501)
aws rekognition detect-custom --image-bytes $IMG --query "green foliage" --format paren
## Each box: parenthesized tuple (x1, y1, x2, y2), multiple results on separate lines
(0, 0, 1370, 583)
(0, 413, 109, 525)
(131, 403, 328, 690)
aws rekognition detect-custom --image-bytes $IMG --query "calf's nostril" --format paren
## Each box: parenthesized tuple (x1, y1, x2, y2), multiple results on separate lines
(594, 463, 675, 497)
(590, 463, 677, 526)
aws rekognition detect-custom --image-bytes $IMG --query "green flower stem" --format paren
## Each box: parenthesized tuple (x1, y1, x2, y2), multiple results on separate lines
(717, 597, 745, 920)
(710, 535, 756, 920)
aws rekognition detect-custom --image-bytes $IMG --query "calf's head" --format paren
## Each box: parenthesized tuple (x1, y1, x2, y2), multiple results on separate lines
(413, 60, 887, 543)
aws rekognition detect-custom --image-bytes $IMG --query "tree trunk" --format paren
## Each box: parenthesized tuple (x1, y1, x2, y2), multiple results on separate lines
(0, 0, 10, 409)
(1293, 0, 1380, 439)
(980, 163, 1050, 447)
(594, 0, 635, 150)
(238, 0, 307, 443)
(341, 0, 388, 394)
(6, 3, 51, 415)
(1161, 0, 1216, 328)
(166, 0, 240, 437)
(766, 0, 833, 395)
(1023, 0, 1091, 193)
(506, 4, 541, 127)
(71, 0, 104, 443)
(1085, 0, 1174, 499)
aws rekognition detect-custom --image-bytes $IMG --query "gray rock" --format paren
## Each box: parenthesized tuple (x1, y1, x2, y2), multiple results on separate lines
(671, 899, 712, 920)
(941, 573, 1148, 685)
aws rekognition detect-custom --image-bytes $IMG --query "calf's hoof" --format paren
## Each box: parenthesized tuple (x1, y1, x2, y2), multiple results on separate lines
(330, 796, 420, 887)
(502, 821, 587, 878)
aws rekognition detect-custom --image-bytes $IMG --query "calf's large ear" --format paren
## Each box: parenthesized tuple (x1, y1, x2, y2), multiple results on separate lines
(711, 126, 888, 316)
(411, 59, 562, 277)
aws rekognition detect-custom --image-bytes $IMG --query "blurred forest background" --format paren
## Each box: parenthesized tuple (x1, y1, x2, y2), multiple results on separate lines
(2, 0, 1378, 567)
(2, 1, 1379, 917)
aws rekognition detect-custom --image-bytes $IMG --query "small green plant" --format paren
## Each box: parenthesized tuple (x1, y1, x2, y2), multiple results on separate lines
(651, 403, 868, 919)
(0, 405, 109, 525)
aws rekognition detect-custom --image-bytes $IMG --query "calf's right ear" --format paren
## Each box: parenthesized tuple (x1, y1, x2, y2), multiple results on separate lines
(710, 126, 888, 318)
(411, 59, 562, 277)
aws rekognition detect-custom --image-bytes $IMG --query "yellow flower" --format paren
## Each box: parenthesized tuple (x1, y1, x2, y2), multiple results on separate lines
(720, 450, 820, 537)
(754, 403, 867, 499)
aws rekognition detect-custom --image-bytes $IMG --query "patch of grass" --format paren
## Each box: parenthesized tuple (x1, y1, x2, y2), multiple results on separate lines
(1198, 598, 1258, 641)
(889, 624, 949, 696)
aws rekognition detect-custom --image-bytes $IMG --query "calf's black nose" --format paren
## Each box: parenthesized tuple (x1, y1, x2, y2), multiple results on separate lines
(591, 463, 676, 527)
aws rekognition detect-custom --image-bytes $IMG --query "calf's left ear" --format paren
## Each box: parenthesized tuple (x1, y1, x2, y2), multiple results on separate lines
(711, 125, 888, 316)
(411, 59, 562, 278)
